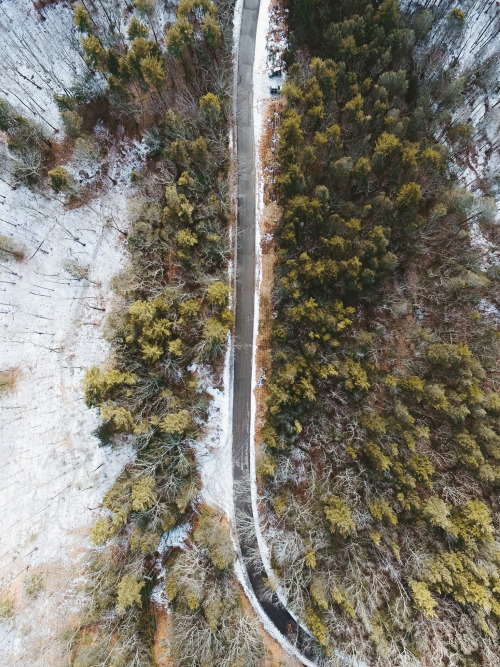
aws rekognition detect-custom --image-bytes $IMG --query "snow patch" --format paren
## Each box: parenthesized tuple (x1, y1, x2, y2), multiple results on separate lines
(151, 523, 191, 607)
(192, 328, 234, 518)
(0, 141, 146, 666)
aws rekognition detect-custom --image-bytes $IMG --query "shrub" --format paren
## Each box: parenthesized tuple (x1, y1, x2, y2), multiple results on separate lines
(0, 369, 19, 394)
(0, 597, 14, 620)
(25, 573, 44, 596)
(0, 235, 24, 261)
(48, 167, 72, 193)
(448, 8, 466, 26)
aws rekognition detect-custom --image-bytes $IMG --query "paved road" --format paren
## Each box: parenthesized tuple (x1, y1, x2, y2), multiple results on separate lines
(232, 0, 258, 480)
(232, 0, 315, 662)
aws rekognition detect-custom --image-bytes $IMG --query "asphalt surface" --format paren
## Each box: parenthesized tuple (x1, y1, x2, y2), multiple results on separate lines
(232, 0, 315, 661)
(232, 0, 258, 480)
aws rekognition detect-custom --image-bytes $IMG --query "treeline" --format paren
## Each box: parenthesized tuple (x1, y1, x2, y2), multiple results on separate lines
(63, 1, 262, 666)
(260, 0, 500, 664)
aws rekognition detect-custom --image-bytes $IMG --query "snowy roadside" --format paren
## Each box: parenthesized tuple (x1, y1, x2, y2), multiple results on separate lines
(191, 315, 234, 518)
(250, 0, 270, 591)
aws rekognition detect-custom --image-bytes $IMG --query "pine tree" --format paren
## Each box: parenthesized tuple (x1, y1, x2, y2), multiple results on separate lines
(310, 576, 329, 610)
(206, 281, 229, 306)
(100, 404, 134, 432)
(73, 2, 93, 34)
(127, 17, 149, 41)
(81, 36, 107, 70)
(140, 55, 166, 88)
(131, 475, 157, 511)
(324, 494, 355, 537)
(331, 586, 355, 618)
(202, 14, 222, 52)
(396, 182, 422, 209)
(89, 518, 111, 546)
(193, 515, 235, 570)
(200, 92, 221, 121)
(166, 18, 193, 59)
(369, 499, 398, 524)
(61, 110, 83, 137)
(305, 608, 328, 647)
(410, 580, 437, 618)
(177, 228, 198, 248)
(204, 318, 229, 345)
(116, 575, 145, 614)
(422, 496, 456, 535)
(160, 409, 192, 435)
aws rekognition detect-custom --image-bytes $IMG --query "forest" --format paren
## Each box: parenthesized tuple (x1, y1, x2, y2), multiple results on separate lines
(0, 0, 266, 665)
(1, 0, 500, 665)
(66, 1, 266, 664)
(257, 0, 500, 664)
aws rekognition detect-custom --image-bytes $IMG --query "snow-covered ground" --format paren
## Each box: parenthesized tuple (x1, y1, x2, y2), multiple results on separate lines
(0, 9, 148, 650)
(253, 0, 287, 107)
(402, 0, 500, 69)
(151, 522, 191, 607)
(0, 1, 85, 132)
(399, 1, 500, 319)
(191, 326, 234, 518)
(0, 159, 146, 662)
(438, 3, 500, 302)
